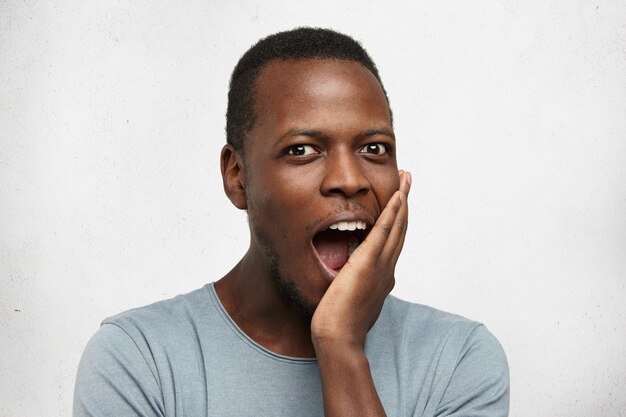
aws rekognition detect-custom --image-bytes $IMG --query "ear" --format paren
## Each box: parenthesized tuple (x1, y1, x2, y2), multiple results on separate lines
(220, 144, 247, 210)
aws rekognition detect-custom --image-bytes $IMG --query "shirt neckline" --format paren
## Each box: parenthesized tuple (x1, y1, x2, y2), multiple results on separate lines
(206, 282, 318, 365)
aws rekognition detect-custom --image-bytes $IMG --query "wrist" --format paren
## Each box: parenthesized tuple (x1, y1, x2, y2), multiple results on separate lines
(312, 336, 366, 361)
(311, 322, 366, 350)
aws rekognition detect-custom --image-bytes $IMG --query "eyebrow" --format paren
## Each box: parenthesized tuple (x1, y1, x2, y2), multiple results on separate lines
(363, 128, 395, 140)
(278, 128, 395, 142)
(279, 129, 325, 141)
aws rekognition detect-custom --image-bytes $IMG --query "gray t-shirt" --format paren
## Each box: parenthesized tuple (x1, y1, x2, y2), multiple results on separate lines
(74, 283, 509, 416)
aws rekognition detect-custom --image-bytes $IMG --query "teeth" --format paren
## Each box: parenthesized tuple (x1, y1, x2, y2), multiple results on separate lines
(328, 221, 367, 231)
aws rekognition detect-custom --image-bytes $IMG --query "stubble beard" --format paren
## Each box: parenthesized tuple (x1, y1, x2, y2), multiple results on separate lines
(268, 256, 316, 318)
(254, 227, 316, 318)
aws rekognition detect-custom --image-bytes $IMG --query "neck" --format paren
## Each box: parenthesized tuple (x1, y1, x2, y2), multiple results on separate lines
(214, 248, 317, 358)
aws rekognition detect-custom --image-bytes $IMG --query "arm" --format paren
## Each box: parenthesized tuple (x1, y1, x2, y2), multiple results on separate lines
(311, 170, 411, 417)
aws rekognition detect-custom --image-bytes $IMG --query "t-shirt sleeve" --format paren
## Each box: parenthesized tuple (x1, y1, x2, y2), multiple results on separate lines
(434, 324, 510, 417)
(73, 323, 165, 417)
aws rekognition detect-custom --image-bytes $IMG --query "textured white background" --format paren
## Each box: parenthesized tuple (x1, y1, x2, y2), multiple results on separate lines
(1, 1, 625, 416)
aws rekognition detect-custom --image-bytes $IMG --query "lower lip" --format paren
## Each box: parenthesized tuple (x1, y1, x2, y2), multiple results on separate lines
(311, 243, 340, 282)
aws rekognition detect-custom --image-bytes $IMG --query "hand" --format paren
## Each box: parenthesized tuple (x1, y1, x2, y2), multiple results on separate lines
(311, 170, 412, 350)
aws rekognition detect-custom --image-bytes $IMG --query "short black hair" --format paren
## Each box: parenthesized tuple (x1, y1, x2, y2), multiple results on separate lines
(226, 27, 392, 151)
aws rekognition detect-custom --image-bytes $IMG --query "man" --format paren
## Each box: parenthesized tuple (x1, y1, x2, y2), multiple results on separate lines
(74, 28, 509, 416)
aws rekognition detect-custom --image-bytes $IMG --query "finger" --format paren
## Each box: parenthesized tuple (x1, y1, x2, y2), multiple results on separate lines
(382, 171, 411, 260)
(354, 171, 409, 259)
(356, 189, 403, 258)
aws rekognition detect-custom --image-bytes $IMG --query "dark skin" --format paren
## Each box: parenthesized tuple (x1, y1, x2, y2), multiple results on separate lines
(217, 58, 411, 416)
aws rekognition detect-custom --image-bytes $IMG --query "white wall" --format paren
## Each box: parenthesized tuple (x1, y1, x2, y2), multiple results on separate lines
(1, 1, 625, 416)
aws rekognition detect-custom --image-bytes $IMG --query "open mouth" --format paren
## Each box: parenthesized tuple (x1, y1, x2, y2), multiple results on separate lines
(312, 220, 368, 273)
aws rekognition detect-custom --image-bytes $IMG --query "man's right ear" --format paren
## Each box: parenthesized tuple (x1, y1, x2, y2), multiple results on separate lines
(220, 144, 247, 210)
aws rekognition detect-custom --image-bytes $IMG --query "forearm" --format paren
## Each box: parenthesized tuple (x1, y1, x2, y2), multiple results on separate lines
(315, 341, 386, 417)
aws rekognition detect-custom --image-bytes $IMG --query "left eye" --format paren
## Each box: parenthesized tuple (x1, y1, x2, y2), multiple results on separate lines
(359, 143, 388, 155)
(287, 144, 317, 156)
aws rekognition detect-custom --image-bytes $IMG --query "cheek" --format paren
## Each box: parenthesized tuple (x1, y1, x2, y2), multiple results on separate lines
(246, 177, 307, 243)
(247, 190, 284, 235)
(371, 169, 401, 210)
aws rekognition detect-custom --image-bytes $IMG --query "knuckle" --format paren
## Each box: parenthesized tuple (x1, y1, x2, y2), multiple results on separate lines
(392, 198, 402, 212)
(378, 223, 393, 236)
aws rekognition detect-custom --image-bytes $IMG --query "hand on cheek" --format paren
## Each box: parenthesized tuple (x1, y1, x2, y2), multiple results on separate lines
(311, 170, 412, 350)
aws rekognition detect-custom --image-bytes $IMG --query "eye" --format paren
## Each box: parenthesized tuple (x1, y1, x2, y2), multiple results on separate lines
(287, 144, 318, 156)
(359, 143, 388, 155)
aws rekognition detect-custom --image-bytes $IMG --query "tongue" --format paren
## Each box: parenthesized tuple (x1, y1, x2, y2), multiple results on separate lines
(313, 230, 350, 271)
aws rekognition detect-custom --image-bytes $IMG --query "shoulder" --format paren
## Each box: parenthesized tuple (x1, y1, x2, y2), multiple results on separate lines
(380, 294, 509, 376)
(74, 312, 167, 416)
(93, 283, 219, 372)
(103, 284, 213, 338)
(74, 284, 217, 416)
(375, 295, 489, 347)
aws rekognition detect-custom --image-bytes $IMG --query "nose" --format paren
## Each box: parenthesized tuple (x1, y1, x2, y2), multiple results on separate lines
(320, 148, 371, 198)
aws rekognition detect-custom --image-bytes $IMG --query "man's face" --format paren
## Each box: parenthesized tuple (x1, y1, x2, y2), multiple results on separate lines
(243, 58, 400, 314)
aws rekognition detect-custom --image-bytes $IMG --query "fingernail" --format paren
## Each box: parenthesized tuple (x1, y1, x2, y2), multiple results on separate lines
(406, 172, 412, 188)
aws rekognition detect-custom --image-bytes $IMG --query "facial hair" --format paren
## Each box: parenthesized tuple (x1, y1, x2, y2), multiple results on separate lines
(255, 226, 316, 318)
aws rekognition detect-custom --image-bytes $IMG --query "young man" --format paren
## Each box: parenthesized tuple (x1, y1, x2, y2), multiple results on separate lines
(74, 28, 509, 417)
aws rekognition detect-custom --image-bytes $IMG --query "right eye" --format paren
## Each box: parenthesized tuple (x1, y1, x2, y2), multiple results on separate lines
(287, 144, 318, 156)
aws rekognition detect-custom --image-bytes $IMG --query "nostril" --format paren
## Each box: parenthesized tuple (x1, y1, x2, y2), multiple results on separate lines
(327, 186, 369, 198)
